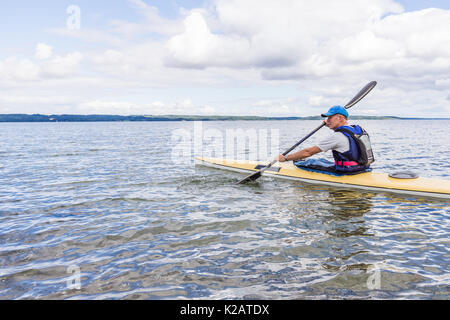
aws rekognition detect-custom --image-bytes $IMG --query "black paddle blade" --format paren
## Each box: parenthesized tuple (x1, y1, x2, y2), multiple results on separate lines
(236, 170, 262, 184)
(344, 81, 377, 109)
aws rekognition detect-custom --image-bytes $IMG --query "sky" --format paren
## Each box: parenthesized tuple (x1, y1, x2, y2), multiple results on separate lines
(0, 0, 450, 117)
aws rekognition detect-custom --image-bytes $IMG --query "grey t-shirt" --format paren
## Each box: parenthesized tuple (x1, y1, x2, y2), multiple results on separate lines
(317, 131, 349, 153)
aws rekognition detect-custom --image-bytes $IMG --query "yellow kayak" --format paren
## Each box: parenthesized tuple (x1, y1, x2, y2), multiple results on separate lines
(195, 157, 450, 200)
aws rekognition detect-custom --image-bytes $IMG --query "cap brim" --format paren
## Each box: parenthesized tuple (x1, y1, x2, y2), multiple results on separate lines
(321, 113, 332, 117)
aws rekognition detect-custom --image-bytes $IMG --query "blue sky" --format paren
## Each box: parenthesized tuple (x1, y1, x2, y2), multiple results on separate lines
(0, 0, 449, 117)
(1, 1, 197, 54)
(397, 0, 450, 11)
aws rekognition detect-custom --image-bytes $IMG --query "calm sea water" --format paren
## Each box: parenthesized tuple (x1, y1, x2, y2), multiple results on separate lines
(0, 120, 449, 300)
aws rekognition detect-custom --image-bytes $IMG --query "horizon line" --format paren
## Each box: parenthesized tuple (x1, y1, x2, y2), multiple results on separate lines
(0, 113, 449, 121)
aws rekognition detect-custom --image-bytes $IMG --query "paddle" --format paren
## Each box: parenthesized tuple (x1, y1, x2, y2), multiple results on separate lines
(236, 81, 378, 184)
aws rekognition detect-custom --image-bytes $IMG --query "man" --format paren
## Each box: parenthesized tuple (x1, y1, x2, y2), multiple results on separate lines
(276, 106, 372, 174)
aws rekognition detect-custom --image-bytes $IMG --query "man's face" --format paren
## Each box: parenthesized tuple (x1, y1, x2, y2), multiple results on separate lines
(325, 114, 345, 130)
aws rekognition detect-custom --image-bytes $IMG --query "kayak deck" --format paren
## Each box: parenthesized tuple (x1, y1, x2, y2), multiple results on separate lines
(195, 157, 450, 200)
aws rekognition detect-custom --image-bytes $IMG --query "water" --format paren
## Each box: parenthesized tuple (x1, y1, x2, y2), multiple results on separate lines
(0, 120, 449, 300)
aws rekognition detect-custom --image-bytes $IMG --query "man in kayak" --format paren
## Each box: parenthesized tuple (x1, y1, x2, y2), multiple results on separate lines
(276, 106, 373, 174)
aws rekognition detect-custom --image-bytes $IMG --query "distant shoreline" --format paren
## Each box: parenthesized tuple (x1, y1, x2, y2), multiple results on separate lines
(0, 114, 448, 122)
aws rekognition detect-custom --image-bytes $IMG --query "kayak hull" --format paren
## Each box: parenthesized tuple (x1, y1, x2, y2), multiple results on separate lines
(195, 157, 450, 200)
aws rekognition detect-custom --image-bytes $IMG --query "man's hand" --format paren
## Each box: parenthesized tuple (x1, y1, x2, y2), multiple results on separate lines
(276, 154, 287, 162)
(275, 146, 322, 163)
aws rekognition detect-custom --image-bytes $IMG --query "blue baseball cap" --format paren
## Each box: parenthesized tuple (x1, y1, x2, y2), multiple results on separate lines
(321, 105, 348, 118)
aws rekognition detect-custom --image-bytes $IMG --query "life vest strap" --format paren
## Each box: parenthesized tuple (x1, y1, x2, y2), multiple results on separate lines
(335, 161, 359, 166)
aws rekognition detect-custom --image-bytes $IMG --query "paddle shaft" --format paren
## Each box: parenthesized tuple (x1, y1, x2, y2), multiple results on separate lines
(236, 81, 377, 184)
(257, 122, 326, 175)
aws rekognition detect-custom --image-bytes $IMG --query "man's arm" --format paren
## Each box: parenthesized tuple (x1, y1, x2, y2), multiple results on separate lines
(276, 146, 322, 162)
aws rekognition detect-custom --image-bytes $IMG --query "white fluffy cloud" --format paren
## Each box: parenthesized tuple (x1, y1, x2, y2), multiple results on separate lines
(0, 57, 40, 81)
(160, 0, 450, 117)
(40, 51, 83, 78)
(0, 44, 83, 82)
(166, 0, 450, 85)
(166, 11, 254, 68)
(35, 43, 53, 60)
(166, 0, 404, 70)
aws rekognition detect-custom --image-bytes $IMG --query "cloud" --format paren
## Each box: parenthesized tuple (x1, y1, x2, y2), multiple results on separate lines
(166, 10, 300, 69)
(160, 0, 450, 117)
(35, 43, 53, 60)
(0, 57, 40, 81)
(49, 28, 125, 47)
(50, 1, 182, 44)
(165, 0, 450, 86)
(91, 50, 124, 65)
(112, 0, 183, 36)
(40, 52, 83, 78)
(0, 93, 77, 114)
(0, 95, 72, 105)
(250, 97, 303, 116)
(0, 45, 83, 82)
(166, 0, 404, 70)
(436, 79, 450, 87)
(308, 96, 330, 107)
(166, 11, 251, 69)
(76, 98, 217, 115)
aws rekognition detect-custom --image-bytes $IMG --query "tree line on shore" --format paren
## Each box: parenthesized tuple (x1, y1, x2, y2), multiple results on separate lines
(0, 114, 437, 122)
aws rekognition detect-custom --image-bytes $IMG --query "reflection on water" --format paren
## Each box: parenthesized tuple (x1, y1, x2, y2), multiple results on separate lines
(0, 121, 449, 300)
